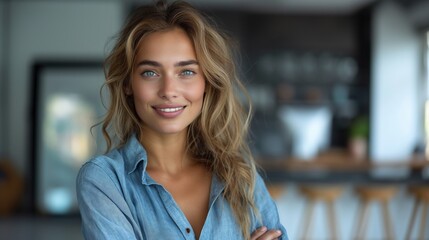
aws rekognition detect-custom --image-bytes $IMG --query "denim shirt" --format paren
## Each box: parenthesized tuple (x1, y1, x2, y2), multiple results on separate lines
(76, 135, 288, 240)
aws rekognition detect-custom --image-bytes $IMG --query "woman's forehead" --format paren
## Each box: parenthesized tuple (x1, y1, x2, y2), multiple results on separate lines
(134, 28, 198, 65)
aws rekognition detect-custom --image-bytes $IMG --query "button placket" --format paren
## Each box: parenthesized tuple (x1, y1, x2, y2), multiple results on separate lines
(156, 185, 195, 239)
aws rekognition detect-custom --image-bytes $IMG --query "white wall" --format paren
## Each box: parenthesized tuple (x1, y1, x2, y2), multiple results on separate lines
(7, 1, 123, 175)
(370, 1, 422, 162)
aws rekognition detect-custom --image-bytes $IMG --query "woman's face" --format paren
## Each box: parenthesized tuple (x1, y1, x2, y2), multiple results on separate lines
(130, 27, 205, 136)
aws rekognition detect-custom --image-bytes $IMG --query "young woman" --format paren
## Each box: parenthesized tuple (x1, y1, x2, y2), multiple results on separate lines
(76, 1, 288, 239)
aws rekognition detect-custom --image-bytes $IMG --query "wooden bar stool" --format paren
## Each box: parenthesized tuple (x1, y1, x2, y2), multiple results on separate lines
(299, 185, 343, 240)
(354, 185, 398, 240)
(405, 186, 429, 240)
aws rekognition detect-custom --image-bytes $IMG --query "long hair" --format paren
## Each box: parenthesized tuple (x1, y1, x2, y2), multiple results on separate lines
(102, 0, 258, 238)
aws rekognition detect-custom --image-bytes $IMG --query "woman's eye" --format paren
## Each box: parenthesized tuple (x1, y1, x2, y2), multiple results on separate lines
(181, 70, 195, 76)
(141, 71, 158, 77)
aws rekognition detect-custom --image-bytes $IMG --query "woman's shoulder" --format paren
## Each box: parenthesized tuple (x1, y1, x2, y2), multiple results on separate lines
(75, 149, 132, 216)
(254, 171, 267, 190)
(77, 149, 125, 183)
(78, 135, 147, 183)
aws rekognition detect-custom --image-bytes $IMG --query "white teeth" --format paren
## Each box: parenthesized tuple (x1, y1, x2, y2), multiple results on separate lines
(158, 107, 184, 112)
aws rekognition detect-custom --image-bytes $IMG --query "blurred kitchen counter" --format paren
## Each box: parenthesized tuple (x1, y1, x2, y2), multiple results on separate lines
(258, 149, 429, 184)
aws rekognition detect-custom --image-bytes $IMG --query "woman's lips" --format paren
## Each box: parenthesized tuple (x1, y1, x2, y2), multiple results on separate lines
(152, 105, 186, 118)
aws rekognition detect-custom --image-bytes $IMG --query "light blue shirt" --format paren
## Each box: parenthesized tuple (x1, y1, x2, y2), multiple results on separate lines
(76, 134, 288, 240)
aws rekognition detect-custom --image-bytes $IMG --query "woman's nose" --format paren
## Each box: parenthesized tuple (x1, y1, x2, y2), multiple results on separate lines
(158, 75, 178, 99)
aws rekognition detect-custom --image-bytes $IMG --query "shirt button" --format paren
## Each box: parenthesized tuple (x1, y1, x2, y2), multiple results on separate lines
(186, 228, 191, 233)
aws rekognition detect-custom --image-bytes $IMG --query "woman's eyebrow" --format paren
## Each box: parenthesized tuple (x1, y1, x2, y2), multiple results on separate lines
(136, 59, 198, 67)
(137, 60, 161, 67)
(174, 60, 199, 67)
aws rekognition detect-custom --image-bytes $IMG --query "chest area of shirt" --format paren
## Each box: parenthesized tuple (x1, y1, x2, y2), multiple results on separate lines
(124, 165, 245, 239)
(135, 187, 243, 240)
(146, 167, 212, 237)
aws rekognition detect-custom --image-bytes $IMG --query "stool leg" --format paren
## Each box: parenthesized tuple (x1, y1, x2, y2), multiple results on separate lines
(418, 201, 428, 240)
(327, 200, 338, 240)
(355, 200, 370, 240)
(381, 200, 394, 240)
(405, 198, 420, 240)
(302, 200, 315, 240)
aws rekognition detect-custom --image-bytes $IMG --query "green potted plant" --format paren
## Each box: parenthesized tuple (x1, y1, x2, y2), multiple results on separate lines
(348, 116, 369, 160)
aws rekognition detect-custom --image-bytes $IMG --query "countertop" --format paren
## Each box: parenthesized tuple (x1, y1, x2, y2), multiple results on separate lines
(258, 149, 429, 184)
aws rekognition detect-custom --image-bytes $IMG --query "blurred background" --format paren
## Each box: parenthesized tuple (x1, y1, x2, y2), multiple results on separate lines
(0, 0, 429, 239)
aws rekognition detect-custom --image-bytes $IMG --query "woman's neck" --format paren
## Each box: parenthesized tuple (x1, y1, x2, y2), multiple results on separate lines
(139, 128, 194, 175)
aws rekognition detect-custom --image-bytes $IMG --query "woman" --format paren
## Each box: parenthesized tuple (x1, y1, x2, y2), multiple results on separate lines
(76, 1, 288, 239)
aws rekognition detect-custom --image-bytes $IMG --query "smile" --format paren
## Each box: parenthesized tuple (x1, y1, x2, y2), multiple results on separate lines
(157, 106, 185, 112)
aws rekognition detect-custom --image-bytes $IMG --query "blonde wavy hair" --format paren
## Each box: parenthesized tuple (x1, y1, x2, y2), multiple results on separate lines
(101, 0, 259, 238)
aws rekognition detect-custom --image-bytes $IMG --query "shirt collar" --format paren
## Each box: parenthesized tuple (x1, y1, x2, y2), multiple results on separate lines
(121, 133, 148, 175)
(120, 133, 226, 191)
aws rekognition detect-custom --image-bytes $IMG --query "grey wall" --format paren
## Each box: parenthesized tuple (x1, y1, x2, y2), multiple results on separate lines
(370, 0, 423, 162)
(407, 0, 429, 29)
(6, 0, 123, 177)
(0, 1, 6, 157)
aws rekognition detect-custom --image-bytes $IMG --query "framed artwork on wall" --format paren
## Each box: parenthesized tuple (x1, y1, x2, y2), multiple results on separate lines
(30, 60, 107, 215)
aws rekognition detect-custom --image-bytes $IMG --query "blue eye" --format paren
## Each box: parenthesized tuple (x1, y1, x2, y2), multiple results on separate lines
(141, 71, 158, 77)
(181, 70, 195, 76)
